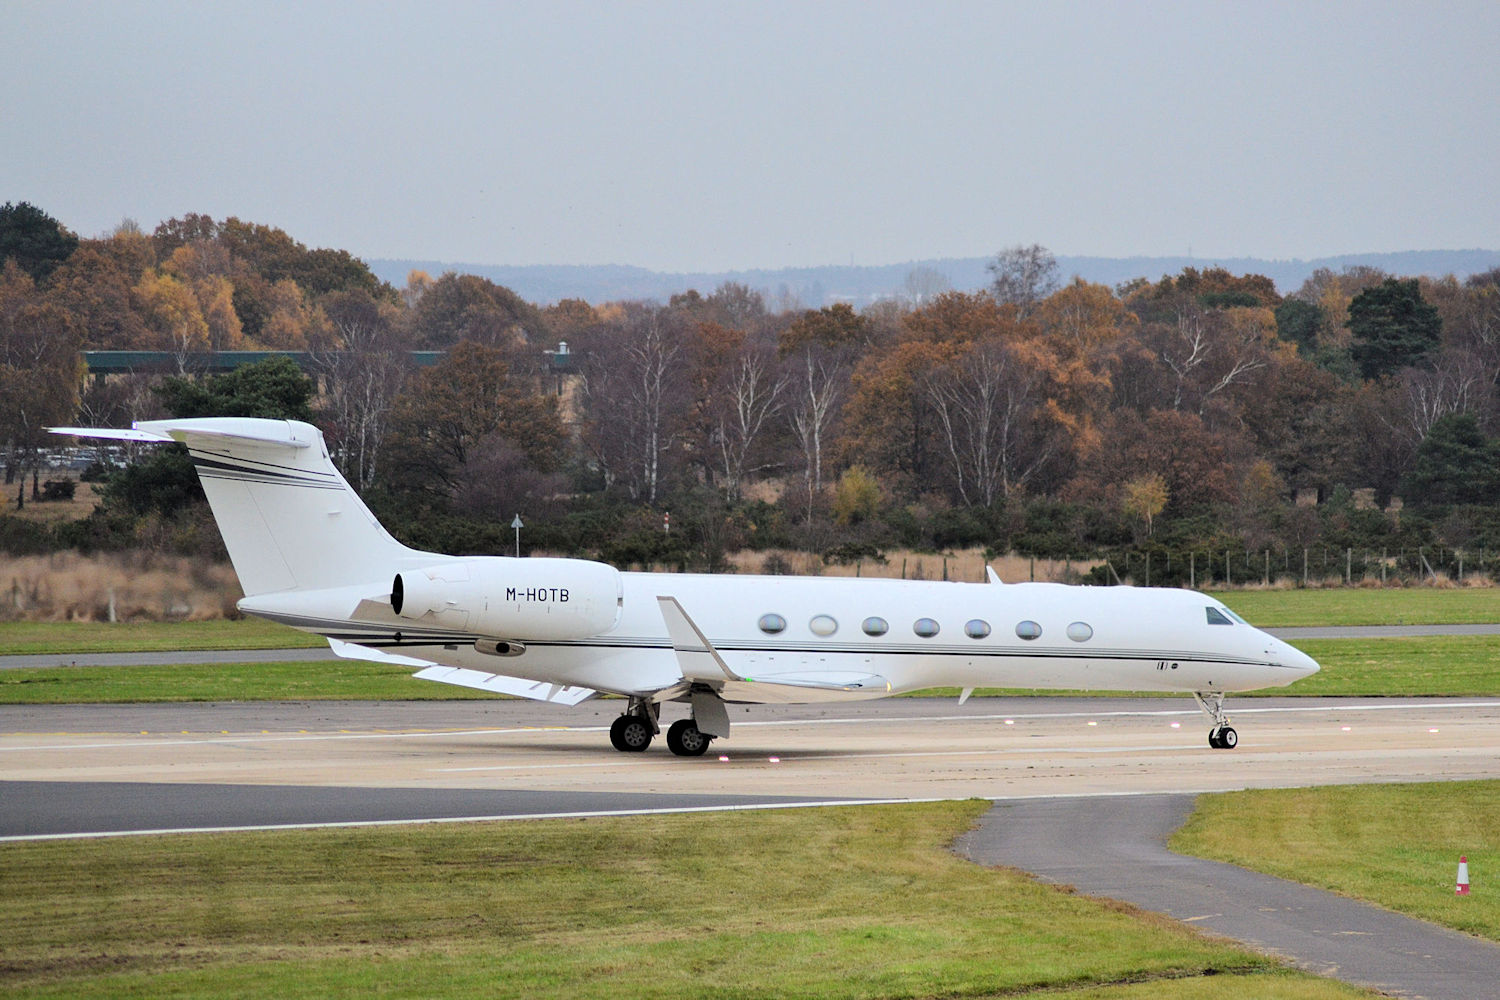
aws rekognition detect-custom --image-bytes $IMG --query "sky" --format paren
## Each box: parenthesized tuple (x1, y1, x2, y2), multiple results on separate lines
(4, 0, 1498, 273)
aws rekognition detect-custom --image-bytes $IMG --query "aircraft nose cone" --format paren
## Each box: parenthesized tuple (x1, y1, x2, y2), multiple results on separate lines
(1281, 641, 1320, 677)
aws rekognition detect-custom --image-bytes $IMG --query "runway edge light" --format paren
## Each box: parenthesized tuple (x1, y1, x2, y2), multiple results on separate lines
(1456, 856, 1470, 896)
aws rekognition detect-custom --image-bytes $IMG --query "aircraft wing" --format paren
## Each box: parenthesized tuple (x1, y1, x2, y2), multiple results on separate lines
(327, 638, 597, 705)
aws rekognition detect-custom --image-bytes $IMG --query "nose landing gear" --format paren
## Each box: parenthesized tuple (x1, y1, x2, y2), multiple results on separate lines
(1194, 692, 1238, 750)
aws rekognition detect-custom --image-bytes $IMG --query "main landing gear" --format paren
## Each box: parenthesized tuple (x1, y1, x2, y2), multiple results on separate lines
(609, 698, 657, 752)
(666, 718, 713, 757)
(1193, 692, 1238, 750)
(608, 699, 718, 756)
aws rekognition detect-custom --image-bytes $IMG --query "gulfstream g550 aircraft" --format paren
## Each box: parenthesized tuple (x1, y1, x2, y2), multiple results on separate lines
(53, 417, 1318, 756)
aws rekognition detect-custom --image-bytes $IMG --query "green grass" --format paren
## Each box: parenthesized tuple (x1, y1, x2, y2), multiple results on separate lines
(921, 635, 1500, 701)
(0, 659, 495, 703)
(1207, 587, 1500, 627)
(0, 619, 322, 656)
(0, 801, 1371, 999)
(1275, 636, 1500, 696)
(1173, 781, 1500, 943)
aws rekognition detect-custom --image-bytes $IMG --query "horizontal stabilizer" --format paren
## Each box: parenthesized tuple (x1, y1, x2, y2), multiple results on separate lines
(51, 418, 313, 449)
(49, 426, 174, 443)
(412, 665, 597, 705)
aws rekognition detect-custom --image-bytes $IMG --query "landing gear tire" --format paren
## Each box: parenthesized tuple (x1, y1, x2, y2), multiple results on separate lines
(666, 719, 713, 757)
(1209, 726, 1238, 750)
(610, 714, 654, 752)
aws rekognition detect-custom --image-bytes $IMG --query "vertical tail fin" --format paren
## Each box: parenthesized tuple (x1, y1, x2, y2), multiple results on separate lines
(57, 418, 416, 596)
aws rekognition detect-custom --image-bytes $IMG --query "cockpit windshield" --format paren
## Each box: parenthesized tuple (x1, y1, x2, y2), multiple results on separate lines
(1206, 606, 1233, 625)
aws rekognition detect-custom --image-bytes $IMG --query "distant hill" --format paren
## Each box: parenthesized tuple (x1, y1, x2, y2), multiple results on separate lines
(367, 250, 1500, 307)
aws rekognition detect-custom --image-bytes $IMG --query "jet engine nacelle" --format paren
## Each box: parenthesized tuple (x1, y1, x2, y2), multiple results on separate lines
(391, 556, 621, 640)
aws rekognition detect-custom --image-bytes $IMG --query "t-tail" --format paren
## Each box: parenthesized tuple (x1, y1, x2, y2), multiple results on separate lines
(52, 418, 414, 596)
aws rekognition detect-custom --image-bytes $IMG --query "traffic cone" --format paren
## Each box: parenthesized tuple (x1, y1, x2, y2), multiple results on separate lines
(1456, 856, 1470, 895)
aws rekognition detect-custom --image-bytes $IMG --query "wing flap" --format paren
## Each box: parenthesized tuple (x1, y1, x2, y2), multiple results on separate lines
(327, 638, 596, 705)
(412, 666, 596, 705)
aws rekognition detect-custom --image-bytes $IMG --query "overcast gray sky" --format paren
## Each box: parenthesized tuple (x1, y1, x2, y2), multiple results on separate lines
(4, 0, 1496, 272)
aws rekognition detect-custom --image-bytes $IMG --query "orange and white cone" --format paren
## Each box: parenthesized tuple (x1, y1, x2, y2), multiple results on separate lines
(1456, 856, 1470, 895)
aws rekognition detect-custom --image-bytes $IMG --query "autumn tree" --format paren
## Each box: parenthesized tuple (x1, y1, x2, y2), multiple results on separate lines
(925, 340, 1054, 506)
(134, 270, 209, 367)
(1121, 473, 1168, 540)
(1030, 278, 1131, 457)
(839, 338, 951, 497)
(0, 262, 85, 495)
(407, 272, 541, 350)
(683, 322, 785, 500)
(313, 290, 412, 491)
(1072, 409, 1248, 517)
(45, 231, 155, 347)
(987, 244, 1059, 319)
(380, 341, 565, 511)
(578, 306, 687, 505)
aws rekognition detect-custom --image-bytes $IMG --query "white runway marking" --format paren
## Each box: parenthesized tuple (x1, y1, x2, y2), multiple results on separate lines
(5, 700, 1494, 754)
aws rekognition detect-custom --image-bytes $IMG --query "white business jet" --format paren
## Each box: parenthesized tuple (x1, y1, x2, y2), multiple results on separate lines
(53, 418, 1318, 755)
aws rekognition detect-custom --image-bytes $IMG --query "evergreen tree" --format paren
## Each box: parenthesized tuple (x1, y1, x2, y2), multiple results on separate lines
(1406, 413, 1500, 506)
(1347, 278, 1441, 380)
(0, 202, 78, 282)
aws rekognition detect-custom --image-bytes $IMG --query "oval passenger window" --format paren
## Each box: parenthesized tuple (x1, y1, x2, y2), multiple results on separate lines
(758, 613, 786, 635)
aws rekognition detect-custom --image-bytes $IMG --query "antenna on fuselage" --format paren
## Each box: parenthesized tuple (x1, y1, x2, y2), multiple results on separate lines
(986, 566, 1003, 584)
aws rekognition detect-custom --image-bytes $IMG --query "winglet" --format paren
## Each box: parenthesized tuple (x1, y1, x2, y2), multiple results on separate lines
(657, 596, 744, 683)
(986, 566, 1003, 584)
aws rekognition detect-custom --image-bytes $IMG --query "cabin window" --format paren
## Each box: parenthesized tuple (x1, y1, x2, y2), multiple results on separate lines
(1015, 620, 1042, 640)
(758, 613, 787, 635)
(809, 614, 838, 636)
(1205, 607, 1233, 626)
(913, 617, 940, 637)
(964, 619, 991, 639)
(1066, 621, 1094, 642)
(862, 616, 889, 636)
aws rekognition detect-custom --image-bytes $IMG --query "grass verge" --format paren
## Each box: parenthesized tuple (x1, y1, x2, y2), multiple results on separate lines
(0, 802, 1369, 999)
(1207, 587, 1500, 627)
(0, 619, 322, 656)
(1172, 781, 1500, 942)
(0, 660, 492, 703)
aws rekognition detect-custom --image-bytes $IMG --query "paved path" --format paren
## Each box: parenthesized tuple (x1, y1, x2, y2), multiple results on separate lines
(957, 794, 1500, 1000)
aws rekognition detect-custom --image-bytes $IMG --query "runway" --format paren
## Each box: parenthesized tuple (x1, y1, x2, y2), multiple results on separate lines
(5, 695, 1499, 833)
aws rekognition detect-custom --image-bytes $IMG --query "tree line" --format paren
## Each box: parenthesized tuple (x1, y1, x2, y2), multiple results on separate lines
(4, 202, 1500, 581)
